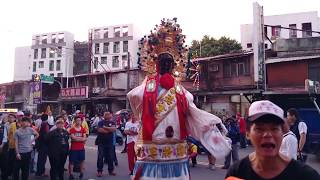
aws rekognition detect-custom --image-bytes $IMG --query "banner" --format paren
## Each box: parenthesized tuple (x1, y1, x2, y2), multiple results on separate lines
(31, 81, 42, 104)
(60, 86, 88, 99)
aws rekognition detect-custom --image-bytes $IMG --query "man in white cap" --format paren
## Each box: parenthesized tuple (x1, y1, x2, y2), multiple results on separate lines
(226, 100, 320, 180)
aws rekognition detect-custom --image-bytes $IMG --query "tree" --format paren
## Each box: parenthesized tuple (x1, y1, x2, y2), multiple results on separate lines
(190, 35, 242, 58)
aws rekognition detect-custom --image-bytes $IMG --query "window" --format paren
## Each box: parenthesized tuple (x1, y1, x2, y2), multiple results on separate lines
(57, 73, 63, 77)
(103, 28, 108, 38)
(49, 60, 54, 71)
(33, 62, 36, 72)
(103, 42, 109, 54)
(302, 23, 312, 37)
(265, 44, 268, 49)
(114, 27, 120, 37)
(238, 63, 245, 75)
(246, 43, 252, 48)
(56, 60, 61, 71)
(94, 57, 98, 69)
(58, 33, 64, 43)
(208, 63, 219, 72)
(42, 35, 47, 44)
(39, 61, 44, 68)
(50, 73, 54, 77)
(95, 43, 100, 54)
(101, 57, 107, 64)
(49, 48, 55, 58)
(271, 25, 281, 38)
(34, 49, 38, 59)
(123, 41, 128, 52)
(35, 36, 40, 45)
(231, 63, 237, 77)
(122, 55, 128, 68)
(113, 42, 120, 53)
(57, 47, 62, 57)
(41, 48, 46, 58)
(264, 26, 268, 36)
(51, 34, 56, 43)
(112, 56, 119, 67)
(123, 26, 128, 37)
(223, 58, 250, 77)
(94, 29, 100, 39)
(289, 24, 297, 38)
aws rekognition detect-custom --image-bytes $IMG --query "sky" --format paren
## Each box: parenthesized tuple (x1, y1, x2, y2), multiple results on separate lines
(0, 0, 319, 83)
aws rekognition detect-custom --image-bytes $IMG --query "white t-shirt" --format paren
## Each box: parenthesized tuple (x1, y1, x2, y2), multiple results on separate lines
(48, 116, 55, 126)
(298, 122, 307, 135)
(35, 119, 42, 129)
(125, 121, 140, 144)
(280, 131, 298, 160)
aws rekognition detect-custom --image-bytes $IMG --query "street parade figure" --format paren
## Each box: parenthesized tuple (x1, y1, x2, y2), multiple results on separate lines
(127, 18, 231, 180)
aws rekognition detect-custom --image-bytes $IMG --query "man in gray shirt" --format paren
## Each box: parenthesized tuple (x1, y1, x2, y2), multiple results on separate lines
(14, 117, 39, 180)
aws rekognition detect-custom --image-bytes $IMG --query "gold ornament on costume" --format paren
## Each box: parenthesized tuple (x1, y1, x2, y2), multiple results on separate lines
(137, 18, 189, 77)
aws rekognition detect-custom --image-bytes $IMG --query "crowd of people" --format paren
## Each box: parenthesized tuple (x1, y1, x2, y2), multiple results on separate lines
(0, 109, 139, 180)
(0, 104, 319, 180)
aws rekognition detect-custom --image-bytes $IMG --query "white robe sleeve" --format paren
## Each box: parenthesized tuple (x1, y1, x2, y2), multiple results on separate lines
(184, 89, 231, 159)
(127, 83, 145, 119)
(184, 89, 222, 139)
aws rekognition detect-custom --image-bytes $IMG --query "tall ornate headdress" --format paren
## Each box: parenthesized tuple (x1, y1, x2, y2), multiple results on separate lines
(137, 18, 189, 78)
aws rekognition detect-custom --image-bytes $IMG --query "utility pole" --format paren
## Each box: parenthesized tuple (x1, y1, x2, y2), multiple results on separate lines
(126, 52, 130, 109)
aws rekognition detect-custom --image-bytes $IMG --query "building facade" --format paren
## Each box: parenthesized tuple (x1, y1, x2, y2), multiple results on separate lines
(241, 11, 320, 51)
(90, 24, 141, 73)
(14, 46, 32, 81)
(31, 31, 74, 78)
(184, 52, 259, 117)
(73, 41, 89, 75)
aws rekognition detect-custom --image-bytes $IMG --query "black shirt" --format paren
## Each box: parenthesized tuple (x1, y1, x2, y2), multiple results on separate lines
(96, 119, 115, 146)
(226, 156, 320, 180)
(46, 128, 69, 155)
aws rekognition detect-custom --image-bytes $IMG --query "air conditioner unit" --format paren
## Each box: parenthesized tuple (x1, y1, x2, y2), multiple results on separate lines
(92, 87, 101, 94)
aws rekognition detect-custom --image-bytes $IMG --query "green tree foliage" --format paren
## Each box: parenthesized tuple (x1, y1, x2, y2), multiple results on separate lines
(190, 35, 242, 58)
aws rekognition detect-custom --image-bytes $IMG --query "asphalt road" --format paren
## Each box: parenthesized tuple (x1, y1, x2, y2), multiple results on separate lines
(28, 135, 320, 180)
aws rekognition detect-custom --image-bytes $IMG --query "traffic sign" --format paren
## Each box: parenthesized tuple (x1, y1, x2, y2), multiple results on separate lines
(40, 74, 54, 84)
(32, 74, 54, 84)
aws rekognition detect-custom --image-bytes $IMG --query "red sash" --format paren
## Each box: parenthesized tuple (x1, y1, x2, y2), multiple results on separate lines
(141, 76, 188, 141)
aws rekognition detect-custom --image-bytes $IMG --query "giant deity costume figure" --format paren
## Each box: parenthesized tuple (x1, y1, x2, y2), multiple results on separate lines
(127, 18, 231, 180)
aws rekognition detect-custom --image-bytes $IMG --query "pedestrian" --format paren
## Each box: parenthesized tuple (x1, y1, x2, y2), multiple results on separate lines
(279, 118, 298, 160)
(287, 108, 308, 162)
(124, 113, 140, 175)
(29, 120, 38, 174)
(72, 112, 89, 136)
(34, 114, 42, 129)
(237, 113, 247, 148)
(13, 117, 39, 180)
(121, 114, 128, 154)
(225, 100, 320, 180)
(111, 113, 118, 166)
(46, 117, 69, 180)
(47, 111, 55, 129)
(68, 116, 87, 180)
(7, 112, 22, 178)
(35, 113, 50, 177)
(187, 141, 198, 167)
(222, 117, 240, 169)
(95, 112, 117, 177)
(0, 114, 9, 180)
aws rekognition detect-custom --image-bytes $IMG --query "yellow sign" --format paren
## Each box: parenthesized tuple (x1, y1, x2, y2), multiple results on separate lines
(0, 109, 18, 113)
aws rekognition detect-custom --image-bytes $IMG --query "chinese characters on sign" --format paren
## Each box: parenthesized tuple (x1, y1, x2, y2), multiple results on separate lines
(31, 82, 42, 104)
(60, 86, 88, 99)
